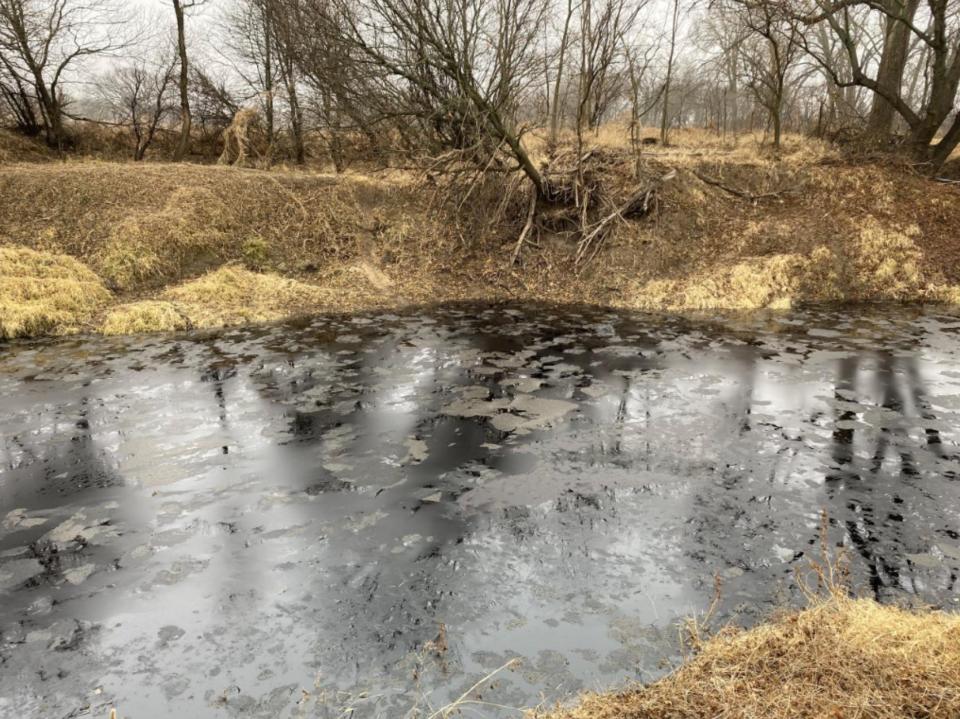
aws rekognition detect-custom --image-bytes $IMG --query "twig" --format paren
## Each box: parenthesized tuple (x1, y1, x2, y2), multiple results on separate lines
(510, 188, 538, 266)
(425, 658, 522, 719)
(692, 169, 784, 201)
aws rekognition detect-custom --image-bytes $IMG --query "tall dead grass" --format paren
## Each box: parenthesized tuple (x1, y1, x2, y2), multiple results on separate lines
(535, 596, 960, 719)
(0, 246, 111, 338)
(0, 162, 425, 291)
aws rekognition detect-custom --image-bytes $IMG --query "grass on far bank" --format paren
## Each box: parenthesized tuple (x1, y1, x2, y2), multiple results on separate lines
(2, 126, 960, 338)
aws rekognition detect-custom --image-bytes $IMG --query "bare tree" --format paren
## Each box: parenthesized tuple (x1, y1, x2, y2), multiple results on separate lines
(267, 0, 305, 164)
(865, 0, 921, 139)
(0, 0, 130, 150)
(625, 40, 661, 172)
(797, 0, 960, 168)
(660, 0, 681, 143)
(577, 0, 643, 133)
(734, 0, 803, 148)
(0, 48, 40, 133)
(171, 0, 207, 160)
(100, 52, 176, 159)
(317, 0, 552, 194)
(222, 0, 277, 153)
(547, 0, 577, 149)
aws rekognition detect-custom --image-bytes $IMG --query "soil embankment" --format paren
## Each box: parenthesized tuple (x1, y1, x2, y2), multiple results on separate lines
(2, 132, 960, 338)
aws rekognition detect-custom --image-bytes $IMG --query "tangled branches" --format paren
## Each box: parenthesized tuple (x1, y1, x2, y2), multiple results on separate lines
(511, 147, 676, 268)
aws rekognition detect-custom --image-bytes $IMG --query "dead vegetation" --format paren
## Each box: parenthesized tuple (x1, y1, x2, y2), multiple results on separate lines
(534, 528, 960, 719)
(0, 161, 420, 289)
(0, 246, 111, 338)
(629, 218, 960, 311)
(1, 130, 960, 338)
(534, 595, 960, 719)
(103, 265, 352, 333)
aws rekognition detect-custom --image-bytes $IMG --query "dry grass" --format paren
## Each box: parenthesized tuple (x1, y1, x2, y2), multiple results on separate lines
(629, 218, 960, 311)
(0, 246, 111, 338)
(536, 526, 960, 719)
(2, 128, 960, 338)
(525, 125, 841, 168)
(100, 300, 187, 335)
(0, 162, 427, 290)
(0, 129, 52, 164)
(534, 594, 960, 719)
(101, 266, 328, 333)
(99, 264, 392, 334)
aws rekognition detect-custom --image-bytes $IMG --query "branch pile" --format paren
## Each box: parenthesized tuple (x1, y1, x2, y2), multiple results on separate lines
(515, 147, 676, 267)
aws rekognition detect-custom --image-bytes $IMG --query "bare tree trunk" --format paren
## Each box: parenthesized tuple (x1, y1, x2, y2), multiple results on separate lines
(866, 0, 920, 140)
(548, 0, 575, 150)
(282, 64, 305, 164)
(262, 1, 275, 159)
(660, 0, 680, 144)
(173, 0, 192, 161)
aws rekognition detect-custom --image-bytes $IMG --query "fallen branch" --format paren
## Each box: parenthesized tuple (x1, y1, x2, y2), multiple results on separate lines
(692, 169, 784, 201)
(510, 188, 538, 265)
(575, 168, 675, 266)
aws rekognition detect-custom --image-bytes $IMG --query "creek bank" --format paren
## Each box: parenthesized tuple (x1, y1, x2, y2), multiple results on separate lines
(2, 146, 960, 338)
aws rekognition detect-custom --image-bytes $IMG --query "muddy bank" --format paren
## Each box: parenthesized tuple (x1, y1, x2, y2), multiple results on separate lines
(2, 141, 960, 338)
(1, 304, 960, 717)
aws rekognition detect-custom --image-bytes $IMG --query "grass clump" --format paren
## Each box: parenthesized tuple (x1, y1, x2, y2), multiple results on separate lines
(631, 218, 960, 311)
(99, 265, 342, 334)
(633, 254, 806, 311)
(162, 265, 330, 328)
(536, 526, 960, 719)
(535, 595, 960, 719)
(0, 246, 111, 338)
(241, 235, 271, 270)
(101, 301, 186, 335)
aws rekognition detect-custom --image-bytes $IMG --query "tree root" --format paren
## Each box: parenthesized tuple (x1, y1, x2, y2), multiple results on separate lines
(510, 189, 538, 265)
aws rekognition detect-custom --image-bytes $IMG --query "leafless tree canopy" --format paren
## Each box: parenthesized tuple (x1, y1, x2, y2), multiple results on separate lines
(0, 0, 957, 168)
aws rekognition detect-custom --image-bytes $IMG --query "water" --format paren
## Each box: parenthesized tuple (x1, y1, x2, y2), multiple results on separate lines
(1, 304, 959, 718)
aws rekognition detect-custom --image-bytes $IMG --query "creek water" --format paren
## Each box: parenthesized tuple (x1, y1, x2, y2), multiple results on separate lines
(1, 304, 959, 718)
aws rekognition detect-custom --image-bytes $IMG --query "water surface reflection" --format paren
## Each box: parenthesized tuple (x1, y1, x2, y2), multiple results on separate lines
(1, 304, 959, 717)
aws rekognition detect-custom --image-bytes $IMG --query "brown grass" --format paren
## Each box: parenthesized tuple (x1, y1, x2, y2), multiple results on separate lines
(629, 218, 960, 311)
(99, 264, 393, 334)
(0, 246, 111, 338)
(534, 594, 960, 719)
(0, 162, 428, 290)
(2, 129, 960, 339)
(0, 129, 52, 164)
(535, 526, 960, 719)
(100, 300, 187, 335)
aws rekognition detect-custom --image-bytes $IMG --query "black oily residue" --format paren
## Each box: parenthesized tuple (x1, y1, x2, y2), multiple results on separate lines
(0, 304, 959, 718)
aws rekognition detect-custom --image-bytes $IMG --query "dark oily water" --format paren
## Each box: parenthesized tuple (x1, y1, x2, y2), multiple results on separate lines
(1, 304, 959, 718)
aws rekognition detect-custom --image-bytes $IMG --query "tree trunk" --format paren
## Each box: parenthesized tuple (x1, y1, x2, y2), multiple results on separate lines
(866, 0, 920, 140)
(772, 106, 782, 148)
(285, 73, 305, 165)
(548, 0, 574, 150)
(929, 113, 960, 170)
(173, 0, 192, 161)
(660, 0, 680, 144)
